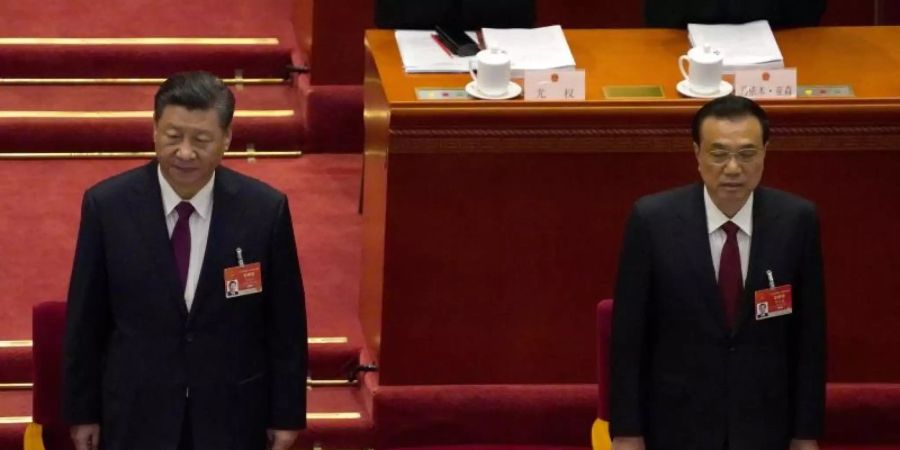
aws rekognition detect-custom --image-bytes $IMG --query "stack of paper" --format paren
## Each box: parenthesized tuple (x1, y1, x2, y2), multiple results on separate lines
(481, 25, 576, 72)
(394, 30, 476, 73)
(394, 25, 576, 74)
(687, 20, 784, 71)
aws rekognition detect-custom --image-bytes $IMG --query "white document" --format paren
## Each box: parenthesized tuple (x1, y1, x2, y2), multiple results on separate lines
(481, 25, 576, 72)
(687, 20, 784, 71)
(394, 30, 477, 73)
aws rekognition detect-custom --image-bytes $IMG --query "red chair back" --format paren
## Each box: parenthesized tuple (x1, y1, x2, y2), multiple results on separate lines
(595, 299, 613, 421)
(32, 301, 75, 450)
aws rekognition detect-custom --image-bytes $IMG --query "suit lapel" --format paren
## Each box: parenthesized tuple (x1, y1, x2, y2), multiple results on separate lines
(128, 161, 188, 318)
(733, 188, 779, 335)
(188, 167, 245, 322)
(676, 183, 730, 337)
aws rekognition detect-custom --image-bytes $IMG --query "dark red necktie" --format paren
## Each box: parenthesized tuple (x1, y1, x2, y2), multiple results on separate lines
(171, 201, 195, 293)
(718, 221, 742, 328)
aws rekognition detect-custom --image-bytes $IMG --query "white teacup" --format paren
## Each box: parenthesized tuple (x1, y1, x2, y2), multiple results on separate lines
(469, 48, 511, 97)
(678, 43, 724, 95)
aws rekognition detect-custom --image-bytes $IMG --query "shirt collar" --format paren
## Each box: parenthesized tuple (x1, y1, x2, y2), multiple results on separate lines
(158, 165, 215, 219)
(704, 186, 753, 236)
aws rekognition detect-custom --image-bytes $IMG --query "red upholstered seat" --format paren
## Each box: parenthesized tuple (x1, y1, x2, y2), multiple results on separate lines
(823, 383, 900, 447)
(31, 301, 75, 450)
(372, 383, 596, 449)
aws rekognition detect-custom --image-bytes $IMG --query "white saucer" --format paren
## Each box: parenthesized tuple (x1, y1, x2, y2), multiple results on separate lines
(676, 80, 733, 99)
(465, 81, 522, 100)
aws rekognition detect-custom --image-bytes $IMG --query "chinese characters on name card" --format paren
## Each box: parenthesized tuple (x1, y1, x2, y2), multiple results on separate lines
(524, 70, 586, 101)
(734, 68, 798, 99)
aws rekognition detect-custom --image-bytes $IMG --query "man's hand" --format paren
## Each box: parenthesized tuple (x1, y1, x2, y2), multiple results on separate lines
(70, 424, 100, 450)
(611, 436, 645, 450)
(267, 428, 299, 450)
(790, 439, 819, 450)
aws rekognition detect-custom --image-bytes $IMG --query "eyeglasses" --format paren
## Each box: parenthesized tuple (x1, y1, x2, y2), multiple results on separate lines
(706, 149, 761, 164)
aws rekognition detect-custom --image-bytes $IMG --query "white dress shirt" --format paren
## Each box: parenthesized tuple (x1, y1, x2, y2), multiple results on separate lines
(704, 187, 753, 284)
(158, 166, 214, 311)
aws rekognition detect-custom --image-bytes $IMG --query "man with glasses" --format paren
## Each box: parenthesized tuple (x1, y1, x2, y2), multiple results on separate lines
(610, 95, 826, 450)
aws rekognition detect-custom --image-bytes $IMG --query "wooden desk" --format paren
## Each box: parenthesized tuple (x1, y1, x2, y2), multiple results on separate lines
(362, 27, 900, 385)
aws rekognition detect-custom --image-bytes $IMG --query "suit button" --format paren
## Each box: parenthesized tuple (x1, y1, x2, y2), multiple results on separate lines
(728, 346, 736, 353)
(185, 332, 195, 343)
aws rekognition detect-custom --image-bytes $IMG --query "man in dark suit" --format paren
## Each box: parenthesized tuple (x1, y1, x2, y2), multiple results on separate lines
(610, 96, 825, 450)
(62, 71, 307, 450)
(644, 0, 827, 28)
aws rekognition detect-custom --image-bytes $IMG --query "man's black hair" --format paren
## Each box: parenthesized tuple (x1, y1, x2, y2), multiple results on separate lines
(691, 95, 769, 145)
(154, 71, 235, 129)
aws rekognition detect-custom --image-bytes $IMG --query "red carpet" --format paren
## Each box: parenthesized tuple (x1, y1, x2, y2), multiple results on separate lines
(0, 0, 301, 79)
(0, 0, 294, 39)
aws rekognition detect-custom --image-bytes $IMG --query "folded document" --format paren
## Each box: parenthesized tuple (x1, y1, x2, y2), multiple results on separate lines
(687, 20, 784, 71)
(395, 25, 576, 74)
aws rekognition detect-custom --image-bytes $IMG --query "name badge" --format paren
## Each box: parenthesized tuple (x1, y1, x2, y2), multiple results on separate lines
(224, 262, 263, 298)
(754, 284, 792, 320)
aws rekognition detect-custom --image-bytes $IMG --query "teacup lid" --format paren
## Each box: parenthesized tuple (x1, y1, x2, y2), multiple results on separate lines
(687, 43, 723, 64)
(478, 48, 510, 65)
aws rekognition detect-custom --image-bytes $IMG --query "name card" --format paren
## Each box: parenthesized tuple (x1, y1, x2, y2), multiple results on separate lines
(524, 70, 585, 101)
(734, 68, 797, 99)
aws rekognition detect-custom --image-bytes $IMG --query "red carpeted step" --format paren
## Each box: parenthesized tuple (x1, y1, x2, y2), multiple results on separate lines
(298, 385, 374, 449)
(0, 84, 305, 152)
(0, 389, 31, 450)
(0, 44, 296, 80)
(0, 0, 300, 79)
(309, 342, 361, 380)
(0, 423, 26, 450)
(0, 390, 31, 418)
(0, 346, 31, 384)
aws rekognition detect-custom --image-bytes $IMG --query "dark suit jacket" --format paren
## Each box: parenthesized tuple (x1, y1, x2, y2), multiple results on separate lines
(62, 162, 307, 450)
(610, 183, 825, 450)
(644, 0, 826, 28)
